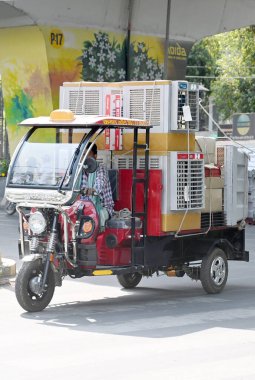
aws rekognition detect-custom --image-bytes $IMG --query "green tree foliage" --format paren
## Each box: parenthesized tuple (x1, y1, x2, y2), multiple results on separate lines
(187, 37, 220, 90)
(187, 26, 255, 121)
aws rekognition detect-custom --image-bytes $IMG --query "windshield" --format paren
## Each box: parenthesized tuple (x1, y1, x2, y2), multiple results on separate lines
(9, 128, 87, 188)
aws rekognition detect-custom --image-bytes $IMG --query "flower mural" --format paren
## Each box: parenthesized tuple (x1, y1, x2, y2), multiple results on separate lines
(129, 41, 164, 80)
(78, 31, 164, 82)
(79, 31, 126, 82)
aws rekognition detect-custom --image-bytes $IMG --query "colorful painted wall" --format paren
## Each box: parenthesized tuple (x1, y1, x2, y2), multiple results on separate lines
(0, 25, 193, 154)
(0, 26, 52, 154)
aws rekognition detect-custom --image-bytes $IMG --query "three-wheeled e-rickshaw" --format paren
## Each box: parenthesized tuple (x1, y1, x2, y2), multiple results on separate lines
(5, 109, 248, 312)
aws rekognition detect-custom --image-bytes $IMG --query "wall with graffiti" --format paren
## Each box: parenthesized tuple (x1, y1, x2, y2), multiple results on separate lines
(0, 25, 193, 154)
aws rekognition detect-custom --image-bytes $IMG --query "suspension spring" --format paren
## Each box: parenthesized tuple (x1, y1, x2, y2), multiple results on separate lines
(47, 231, 57, 253)
(30, 236, 39, 252)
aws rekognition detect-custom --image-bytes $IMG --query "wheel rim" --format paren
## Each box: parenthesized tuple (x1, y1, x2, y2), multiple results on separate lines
(27, 270, 48, 301)
(6, 203, 15, 214)
(210, 256, 226, 286)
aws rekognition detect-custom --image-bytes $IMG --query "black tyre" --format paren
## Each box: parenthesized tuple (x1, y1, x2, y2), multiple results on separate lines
(200, 248, 228, 294)
(5, 201, 16, 215)
(117, 272, 142, 289)
(15, 260, 55, 312)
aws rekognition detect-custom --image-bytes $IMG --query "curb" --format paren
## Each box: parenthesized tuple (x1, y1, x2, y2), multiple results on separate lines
(0, 257, 16, 285)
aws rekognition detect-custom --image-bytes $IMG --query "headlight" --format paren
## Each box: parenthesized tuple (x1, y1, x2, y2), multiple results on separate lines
(29, 211, 47, 234)
(78, 216, 95, 238)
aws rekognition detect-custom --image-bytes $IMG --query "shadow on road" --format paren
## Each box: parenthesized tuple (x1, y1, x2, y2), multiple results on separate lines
(20, 281, 255, 338)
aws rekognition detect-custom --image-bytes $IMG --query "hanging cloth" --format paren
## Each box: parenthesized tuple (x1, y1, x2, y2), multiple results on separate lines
(87, 171, 109, 228)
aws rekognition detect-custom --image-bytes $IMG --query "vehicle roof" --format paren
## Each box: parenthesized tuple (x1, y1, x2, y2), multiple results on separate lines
(19, 114, 151, 129)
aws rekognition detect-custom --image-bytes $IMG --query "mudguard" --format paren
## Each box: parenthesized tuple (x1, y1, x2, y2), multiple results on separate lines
(22, 254, 43, 262)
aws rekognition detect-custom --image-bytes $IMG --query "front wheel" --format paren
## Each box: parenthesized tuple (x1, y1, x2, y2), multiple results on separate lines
(117, 272, 142, 289)
(15, 260, 55, 312)
(200, 248, 228, 294)
(5, 201, 16, 215)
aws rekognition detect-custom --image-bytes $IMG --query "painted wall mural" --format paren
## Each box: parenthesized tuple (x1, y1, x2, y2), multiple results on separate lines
(78, 31, 164, 82)
(129, 39, 164, 81)
(0, 26, 52, 153)
(79, 31, 126, 82)
(0, 24, 192, 154)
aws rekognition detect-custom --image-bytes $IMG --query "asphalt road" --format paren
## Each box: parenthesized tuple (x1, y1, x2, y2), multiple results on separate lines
(1, 209, 255, 380)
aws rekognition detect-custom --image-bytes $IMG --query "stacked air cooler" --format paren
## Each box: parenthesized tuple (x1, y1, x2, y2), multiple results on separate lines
(248, 170, 255, 222)
(60, 80, 203, 233)
(59, 80, 248, 231)
(247, 152, 255, 222)
(119, 80, 202, 232)
(216, 143, 248, 226)
(196, 136, 224, 214)
(59, 81, 123, 116)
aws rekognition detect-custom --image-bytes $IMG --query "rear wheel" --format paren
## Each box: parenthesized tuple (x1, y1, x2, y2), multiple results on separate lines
(117, 272, 142, 289)
(15, 260, 55, 312)
(200, 248, 228, 294)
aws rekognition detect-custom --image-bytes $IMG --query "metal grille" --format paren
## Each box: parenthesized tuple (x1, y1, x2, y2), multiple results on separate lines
(188, 90, 199, 130)
(139, 157, 160, 169)
(129, 88, 161, 126)
(69, 90, 84, 114)
(145, 88, 160, 126)
(115, 157, 133, 169)
(217, 147, 224, 166)
(201, 212, 226, 228)
(176, 159, 204, 209)
(177, 90, 187, 129)
(84, 90, 100, 115)
(68, 89, 100, 115)
(114, 156, 160, 169)
(129, 89, 144, 120)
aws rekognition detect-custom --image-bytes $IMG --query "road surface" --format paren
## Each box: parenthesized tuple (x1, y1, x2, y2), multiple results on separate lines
(1, 209, 255, 380)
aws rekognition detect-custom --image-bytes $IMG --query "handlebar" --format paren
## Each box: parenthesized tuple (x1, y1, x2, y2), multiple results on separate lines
(80, 188, 98, 197)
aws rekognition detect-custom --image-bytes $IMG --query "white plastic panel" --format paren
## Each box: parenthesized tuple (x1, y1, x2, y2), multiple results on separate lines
(224, 146, 248, 225)
(122, 82, 168, 132)
(123, 80, 199, 132)
(59, 85, 103, 115)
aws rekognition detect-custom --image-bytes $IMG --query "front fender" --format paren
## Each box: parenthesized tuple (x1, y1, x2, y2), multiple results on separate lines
(21, 255, 63, 286)
(22, 254, 43, 263)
